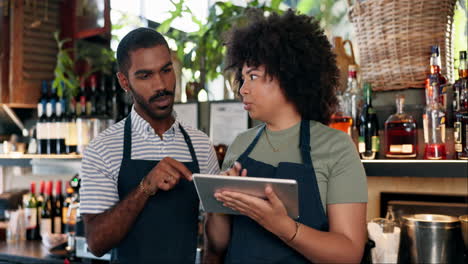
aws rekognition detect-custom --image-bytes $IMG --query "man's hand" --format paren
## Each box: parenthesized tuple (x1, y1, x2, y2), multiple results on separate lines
(142, 157, 193, 193)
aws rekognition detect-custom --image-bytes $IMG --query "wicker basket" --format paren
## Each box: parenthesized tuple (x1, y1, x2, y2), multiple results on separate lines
(348, 0, 456, 91)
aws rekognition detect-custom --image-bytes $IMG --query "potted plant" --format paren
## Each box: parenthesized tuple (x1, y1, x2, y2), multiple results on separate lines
(157, 0, 285, 100)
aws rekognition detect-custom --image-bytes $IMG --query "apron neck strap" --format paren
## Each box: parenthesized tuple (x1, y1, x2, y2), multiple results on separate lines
(123, 115, 132, 160)
(237, 125, 265, 163)
(178, 124, 200, 171)
(299, 120, 312, 166)
(123, 116, 199, 171)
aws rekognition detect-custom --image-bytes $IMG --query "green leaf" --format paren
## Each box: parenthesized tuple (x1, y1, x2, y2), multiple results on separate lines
(271, 0, 282, 10)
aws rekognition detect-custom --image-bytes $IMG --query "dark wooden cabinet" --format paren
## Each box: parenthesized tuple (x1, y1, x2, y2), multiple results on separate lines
(60, 0, 111, 41)
(0, 0, 110, 109)
(0, 0, 11, 104)
(0, 0, 60, 108)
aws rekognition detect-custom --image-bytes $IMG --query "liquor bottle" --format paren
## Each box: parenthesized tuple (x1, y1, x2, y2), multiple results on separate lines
(384, 95, 417, 158)
(54, 180, 64, 234)
(55, 101, 66, 154)
(358, 83, 380, 159)
(46, 98, 57, 154)
(40, 181, 54, 236)
(453, 51, 467, 113)
(25, 182, 40, 240)
(425, 45, 448, 111)
(36, 83, 48, 154)
(423, 64, 447, 160)
(330, 89, 353, 135)
(343, 65, 362, 127)
(454, 51, 468, 160)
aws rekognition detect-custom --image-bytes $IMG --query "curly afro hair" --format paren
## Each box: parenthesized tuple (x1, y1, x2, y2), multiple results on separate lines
(225, 9, 339, 124)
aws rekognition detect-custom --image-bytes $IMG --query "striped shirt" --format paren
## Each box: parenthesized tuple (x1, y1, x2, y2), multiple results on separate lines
(79, 108, 220, 214)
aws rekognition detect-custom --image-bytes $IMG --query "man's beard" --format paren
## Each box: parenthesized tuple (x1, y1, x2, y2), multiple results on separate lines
(128, 84, 175, 120)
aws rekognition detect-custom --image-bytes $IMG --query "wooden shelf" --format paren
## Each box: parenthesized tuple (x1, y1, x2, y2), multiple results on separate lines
(0, 154, 466, 178)
(0, 154, 82, 167)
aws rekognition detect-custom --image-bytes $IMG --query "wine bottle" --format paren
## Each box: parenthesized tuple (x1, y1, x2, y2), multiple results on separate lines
(45, 98, 57, 154)
(40, 181, 54, 236)
(358, 83, 380, 159)
(55, 101, 66, 154)
(25, 182, 40, 240)
(66, 100, 78, 154)
(54, 180, 64, 234)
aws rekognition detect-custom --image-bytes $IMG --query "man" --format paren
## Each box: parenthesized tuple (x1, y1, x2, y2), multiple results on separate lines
(80, 28, 220, 263)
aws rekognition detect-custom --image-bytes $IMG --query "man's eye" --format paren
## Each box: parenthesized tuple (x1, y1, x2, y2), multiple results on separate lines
(249, 74, 258, 81)
(162, 67, 172, 73)
(138, 73, 151, 79)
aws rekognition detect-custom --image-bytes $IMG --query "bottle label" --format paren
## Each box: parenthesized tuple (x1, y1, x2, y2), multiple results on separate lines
(423, 114, 428, 143)
(440, 123, 446, 143)
(57, 122, 66, 140)
(62, 207, 68, 225)
(36, 123, 46, 140)
(24, 208, 37, 228)
(390, 144, 413, 154)
(76, 118, 90, 147)
(54, 216, 62, 234)
(371, 136, 380, 152)
(67, 122, 78, 146)
(358, 137, 365, 153)
(47, 121, 56, 140)
(86, 102, 92, 116)
(454, 122, 462, 144)
(40, 218, 52, 237)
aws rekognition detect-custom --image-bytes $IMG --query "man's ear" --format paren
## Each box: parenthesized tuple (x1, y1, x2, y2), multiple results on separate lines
(116, 72, 129, 92)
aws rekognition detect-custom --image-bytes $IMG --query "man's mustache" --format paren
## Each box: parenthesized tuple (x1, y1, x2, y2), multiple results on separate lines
(149, 90, 174, 102)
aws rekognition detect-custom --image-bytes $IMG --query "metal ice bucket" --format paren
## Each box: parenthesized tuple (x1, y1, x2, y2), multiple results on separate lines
(398, 214, 464, 263)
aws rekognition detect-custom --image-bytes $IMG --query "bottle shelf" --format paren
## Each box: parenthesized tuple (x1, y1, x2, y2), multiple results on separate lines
(0, 154, 465, 178)
(0, 154, 82, 167)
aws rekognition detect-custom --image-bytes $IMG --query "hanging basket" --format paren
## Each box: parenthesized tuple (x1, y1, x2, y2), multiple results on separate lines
(348, 0, 456, 91)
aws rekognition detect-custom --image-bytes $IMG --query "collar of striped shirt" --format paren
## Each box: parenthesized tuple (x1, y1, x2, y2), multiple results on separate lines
(130, 107, 180, 140)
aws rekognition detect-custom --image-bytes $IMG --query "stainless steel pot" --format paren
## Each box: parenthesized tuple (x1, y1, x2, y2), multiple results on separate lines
(460, 215, 468, 250)
(398, 214, 464, 264)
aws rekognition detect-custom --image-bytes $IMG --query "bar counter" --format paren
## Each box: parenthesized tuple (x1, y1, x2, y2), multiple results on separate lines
(0, 240, 66, 263)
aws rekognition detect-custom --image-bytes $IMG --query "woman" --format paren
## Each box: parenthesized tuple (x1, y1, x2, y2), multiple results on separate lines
(204, 9, 368, 263)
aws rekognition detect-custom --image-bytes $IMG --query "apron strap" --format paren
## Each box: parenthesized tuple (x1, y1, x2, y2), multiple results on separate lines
(237, 125, 265, 164)
(123, 115, 132, 161)
(178, 124, 200, 173)
(299, 120, 312, 166)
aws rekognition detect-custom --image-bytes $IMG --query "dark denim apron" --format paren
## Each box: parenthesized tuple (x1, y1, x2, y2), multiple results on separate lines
(225, 120, 329, 263)
(115, 115, 200, 263)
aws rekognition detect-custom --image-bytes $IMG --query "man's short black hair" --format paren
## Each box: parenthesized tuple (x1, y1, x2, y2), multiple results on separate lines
(225, 9, 339, 124)
(116, 27, 169, 75)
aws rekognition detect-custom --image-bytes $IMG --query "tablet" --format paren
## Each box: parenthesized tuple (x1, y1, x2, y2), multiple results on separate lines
(193, 174, 299, 219)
